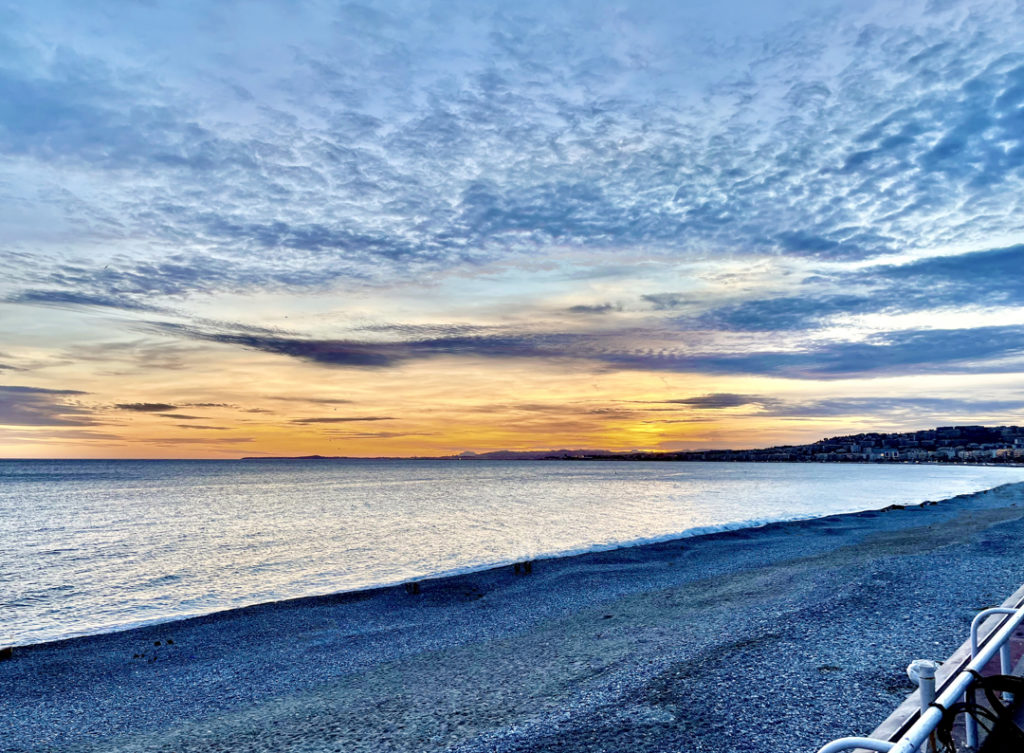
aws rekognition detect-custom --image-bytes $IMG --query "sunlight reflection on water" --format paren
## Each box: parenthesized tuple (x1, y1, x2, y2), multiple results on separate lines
(2, 458, 1022, 645)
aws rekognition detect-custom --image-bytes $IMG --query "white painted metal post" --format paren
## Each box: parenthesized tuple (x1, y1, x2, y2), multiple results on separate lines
(967, 607, 1017, 748)
(1000, 643, 1014, 703)
(907, 660, 939, 753)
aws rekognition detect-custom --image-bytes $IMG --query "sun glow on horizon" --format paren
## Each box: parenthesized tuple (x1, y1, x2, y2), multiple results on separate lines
(3, 0, 1024, 458)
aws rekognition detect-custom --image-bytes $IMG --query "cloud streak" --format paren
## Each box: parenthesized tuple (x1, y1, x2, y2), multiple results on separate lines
(653, 394, 773, 409)
(0, 385, 92, 426)
(291, 416, 394, 424)
(687, 243, 1024, 332)
(150, 318, 1024, 380)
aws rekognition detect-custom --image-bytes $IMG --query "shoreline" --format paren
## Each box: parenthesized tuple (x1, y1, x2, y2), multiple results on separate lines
(5, 456, 1024, 465)
(4, 482, 1024, 752)
(8, 479, 1019, 653)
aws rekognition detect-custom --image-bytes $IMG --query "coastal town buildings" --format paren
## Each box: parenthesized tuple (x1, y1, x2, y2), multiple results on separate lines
(571, 426, 1024, 464)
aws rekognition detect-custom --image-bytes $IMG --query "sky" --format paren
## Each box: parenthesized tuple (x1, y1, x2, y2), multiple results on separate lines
(2, 0, 1024, 458)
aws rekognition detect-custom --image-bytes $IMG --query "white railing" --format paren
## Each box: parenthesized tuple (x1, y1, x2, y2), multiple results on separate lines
(816, 600, 1024, 753)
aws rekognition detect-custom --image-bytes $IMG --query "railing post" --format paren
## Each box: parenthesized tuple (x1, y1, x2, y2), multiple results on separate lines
(1000, 643, 1014, 702)
(968, 606, 1018, 747)
(965, 691, 978, 751)
(908, 660, 939, 753)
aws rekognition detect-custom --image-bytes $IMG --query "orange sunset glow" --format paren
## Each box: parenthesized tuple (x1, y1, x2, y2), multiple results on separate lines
(4, 2, 1024, 458)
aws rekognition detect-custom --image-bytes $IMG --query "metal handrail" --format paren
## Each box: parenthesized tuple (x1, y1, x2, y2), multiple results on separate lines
(965, 607, 1017, 747)
(816, 601, 1024, 753)
(816, 737, 893, 752)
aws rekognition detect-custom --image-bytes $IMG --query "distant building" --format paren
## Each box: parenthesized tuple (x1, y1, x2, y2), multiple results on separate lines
(866, 448, 899, 460)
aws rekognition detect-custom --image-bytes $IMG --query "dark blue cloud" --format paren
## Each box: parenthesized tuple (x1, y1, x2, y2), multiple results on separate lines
(8, 289, 165, 312)
(152, 325, 411, 367)
(596, 324, 1024, 379)
(643, 294, 693, 311)
(878, 244, 1024, 304)
(0, 385, 92, 426)
(701, 325, 1024, 378)
(653, 394, 776, 409)
(0, 352, 20, 372)
(643, 394, 1024, 418)
(759, 396, 1024, 418)
(152, 319, 1024, 380)
(565, 303, 619, 315)
(775, 231, 840, 255)
(689, 294, 875, 332)
(116, 403, 177, 412)
(684, 243, 1024, 332)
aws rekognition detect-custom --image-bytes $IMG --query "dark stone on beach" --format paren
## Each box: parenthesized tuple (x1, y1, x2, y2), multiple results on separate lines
(166, 639, 173, 645)
(154, 641, 161, 646)
(404, 581, 421, 595)
(0, 646, 12, 661)
(513, 560, 534, 575)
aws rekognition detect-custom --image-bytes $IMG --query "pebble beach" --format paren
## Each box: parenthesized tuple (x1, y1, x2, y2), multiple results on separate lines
(4, 482, 1024, 753)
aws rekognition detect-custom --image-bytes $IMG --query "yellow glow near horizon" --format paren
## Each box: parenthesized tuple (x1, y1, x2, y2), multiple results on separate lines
(4, 337, 1024, 459)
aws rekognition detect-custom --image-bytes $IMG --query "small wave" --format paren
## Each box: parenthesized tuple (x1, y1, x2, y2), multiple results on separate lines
(0, 471, 127, 482)
(128, 574, 183, 590)
(9, 584, 76, 605)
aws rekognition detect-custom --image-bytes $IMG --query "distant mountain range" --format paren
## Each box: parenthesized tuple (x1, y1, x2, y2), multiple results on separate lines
(240, 449, 616, 461)
(451, 449, 617, 460)
(242, 425, 1024, 464)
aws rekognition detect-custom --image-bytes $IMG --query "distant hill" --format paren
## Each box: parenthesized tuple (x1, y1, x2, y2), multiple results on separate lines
(452, 449, 617, 460)
(575, 425, 1024, 464)
(240, 426, 1024, 464)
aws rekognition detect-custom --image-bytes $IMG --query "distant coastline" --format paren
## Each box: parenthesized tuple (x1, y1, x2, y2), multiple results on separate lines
(242, 424, 1024, 465)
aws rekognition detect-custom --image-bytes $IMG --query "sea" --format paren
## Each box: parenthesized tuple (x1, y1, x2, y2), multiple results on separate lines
(3, 459, 1023, 647)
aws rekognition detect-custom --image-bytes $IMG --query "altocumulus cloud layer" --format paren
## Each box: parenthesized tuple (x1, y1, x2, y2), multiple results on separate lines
(3, 0, 1024, 453)
(2, 2, 1023, 287)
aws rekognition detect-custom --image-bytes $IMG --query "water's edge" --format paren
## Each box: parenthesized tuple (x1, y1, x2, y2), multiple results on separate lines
(12, 481, 1019, 651)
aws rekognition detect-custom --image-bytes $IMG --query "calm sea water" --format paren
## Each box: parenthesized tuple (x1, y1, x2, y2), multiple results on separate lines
(2, 459, 1023, 646)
